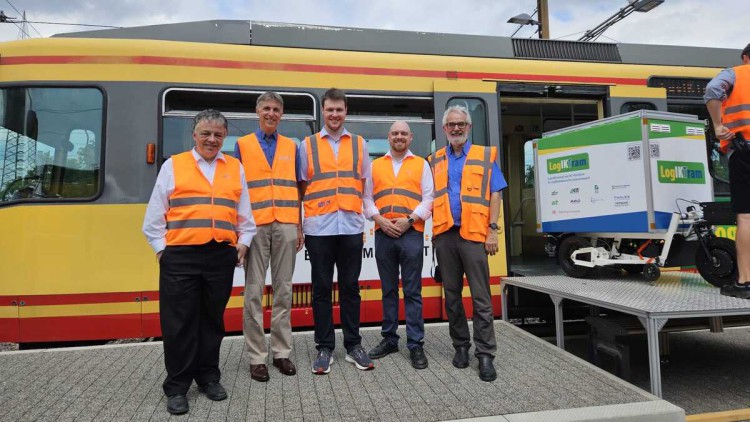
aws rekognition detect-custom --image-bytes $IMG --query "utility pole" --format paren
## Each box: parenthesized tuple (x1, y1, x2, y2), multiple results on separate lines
(537, 0, 549, 39)
(17, 10, 28, 39)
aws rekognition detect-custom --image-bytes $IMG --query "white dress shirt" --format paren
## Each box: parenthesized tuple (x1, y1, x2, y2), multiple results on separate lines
(363, 149, 434, 221)
(142, 148, 256, 253)
(297, 127, 372, 236)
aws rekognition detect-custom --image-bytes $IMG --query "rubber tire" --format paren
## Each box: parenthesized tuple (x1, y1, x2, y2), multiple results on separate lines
(558, 236, 593, 278)
(623, 265, 644, 275)
(643, 263, 660, 281)
(695, 237, 738, 287)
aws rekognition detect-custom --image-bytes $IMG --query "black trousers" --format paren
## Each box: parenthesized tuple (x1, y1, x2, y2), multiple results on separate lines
(305, 234, 363, 352)
(159, 241, 236, 396)
(434, 227, 497, 357)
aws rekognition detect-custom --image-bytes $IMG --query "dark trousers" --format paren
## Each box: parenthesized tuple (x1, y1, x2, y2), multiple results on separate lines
(434, 227, 496, 357)
(375, 228, 425, 349)
(305, 234, 364, 352)
(159, 241, 235, 396)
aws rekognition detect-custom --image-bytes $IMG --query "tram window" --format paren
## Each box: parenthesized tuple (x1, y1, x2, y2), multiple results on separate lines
(161, 89, 316, 162)
(446, 98, 488, 146)
(0, 87, 103, 203)
(344, 95, 435, 159)
(620, 102, 657, 113)
(523, 140, 535, 189)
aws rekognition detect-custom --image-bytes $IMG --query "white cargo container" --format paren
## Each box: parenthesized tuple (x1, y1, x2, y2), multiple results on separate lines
(534, 110, 713, 235)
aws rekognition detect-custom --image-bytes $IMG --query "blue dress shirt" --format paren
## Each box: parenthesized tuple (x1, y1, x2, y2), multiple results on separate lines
(446, 141, 507, 227)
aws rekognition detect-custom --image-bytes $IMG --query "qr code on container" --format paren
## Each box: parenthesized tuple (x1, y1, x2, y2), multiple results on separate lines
(627, 144, 641, 161)
(650, 143, 660, 158)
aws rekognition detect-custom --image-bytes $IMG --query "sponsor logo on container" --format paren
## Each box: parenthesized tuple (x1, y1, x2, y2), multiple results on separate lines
(547, 153, 590, 174)
(570, 199, 581, 204)
(570, 187, 579, 194)
(657, 161, 705, 184)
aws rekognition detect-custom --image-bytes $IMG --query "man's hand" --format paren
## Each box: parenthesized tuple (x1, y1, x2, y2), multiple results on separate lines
(156, 251, 163, 262)
(296, 225, 305, 252)
(236, 243, 249, 267)
(375, 215, 401, 238)
(393, 217, 411, 235)
(485, 230, 499, 256)
(714, 124, 734, 141)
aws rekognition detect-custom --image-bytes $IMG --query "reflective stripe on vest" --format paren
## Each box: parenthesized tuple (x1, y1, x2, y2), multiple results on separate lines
(372, 154, 426, 232)
(721, 65, 750, 153)
(166, 151, 242, 245)
(237, 132, 300, 225)
(303, 132, 364, 217)
(429, 145, 497, 242)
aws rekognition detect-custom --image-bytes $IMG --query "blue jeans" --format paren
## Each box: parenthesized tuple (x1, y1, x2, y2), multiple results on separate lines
(375, 228, 425, 349)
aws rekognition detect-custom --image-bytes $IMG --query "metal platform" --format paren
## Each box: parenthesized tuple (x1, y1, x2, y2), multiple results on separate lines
(502, 272, 750, 398)
(0, 321, 683, 421)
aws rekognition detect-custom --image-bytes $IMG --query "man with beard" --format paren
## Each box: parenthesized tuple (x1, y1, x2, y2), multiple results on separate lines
(298, 88, 374, 374)
(143, 109, 256, 414)
(429, 105, 506, 382)
(235, 92, 304, 382)
(364, 120, 434, 369)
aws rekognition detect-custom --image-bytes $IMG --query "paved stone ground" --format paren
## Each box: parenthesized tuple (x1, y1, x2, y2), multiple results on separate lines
(0, 321, 657, 421)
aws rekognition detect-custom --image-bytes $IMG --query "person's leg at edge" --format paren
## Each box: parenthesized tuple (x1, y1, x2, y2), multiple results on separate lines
(400, 229, 425, 350)
(243, 224, 272, 366)
(375, 230, 401, 346)
(337, 233, 364, 352)
(435, 228, 470, 349)
(268, 222, 297, 361)
(306, 235, 337, 351)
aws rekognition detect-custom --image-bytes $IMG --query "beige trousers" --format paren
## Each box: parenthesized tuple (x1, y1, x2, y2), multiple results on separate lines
(243, 222, 297, 364)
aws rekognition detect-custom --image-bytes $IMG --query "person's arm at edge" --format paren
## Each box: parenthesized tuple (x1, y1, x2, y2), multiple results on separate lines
(142, 159, 173, 261)
(236, 165, 255, 266)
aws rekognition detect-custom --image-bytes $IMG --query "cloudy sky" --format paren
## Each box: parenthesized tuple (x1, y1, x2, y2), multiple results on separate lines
(0, 0, 746, 50)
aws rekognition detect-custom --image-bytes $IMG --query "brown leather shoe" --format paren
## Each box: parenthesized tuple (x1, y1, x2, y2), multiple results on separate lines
(273, 358, 297, 376)
(249, 364, 269, 382)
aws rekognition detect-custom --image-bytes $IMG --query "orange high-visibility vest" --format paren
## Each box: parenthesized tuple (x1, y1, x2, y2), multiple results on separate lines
(237, 132, 299, 225)
(165, 151, 242, 246)
(372, 154, 426, 232)
(721, 65, 750, 153)
(303, 132, 364, 217)
(429, 144, 497, 242)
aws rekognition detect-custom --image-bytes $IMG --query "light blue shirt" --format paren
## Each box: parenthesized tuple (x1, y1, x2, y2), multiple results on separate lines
(446, 141, 507, 227)
(297, 127, 371, 235)
(704, 67, 735, 103)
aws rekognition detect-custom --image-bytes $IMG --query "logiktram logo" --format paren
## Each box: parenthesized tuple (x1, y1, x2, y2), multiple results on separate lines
(547, 153, 590, 174)
(657, 161, 705, 184)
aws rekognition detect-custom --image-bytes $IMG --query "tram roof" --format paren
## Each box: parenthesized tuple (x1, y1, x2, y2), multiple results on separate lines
(53, 20, 740, 68)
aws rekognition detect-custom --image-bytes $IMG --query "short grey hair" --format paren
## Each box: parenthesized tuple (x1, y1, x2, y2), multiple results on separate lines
(441, 105, 472, 126)
(256, 91, 284, 109)
(192, 109, 228, 133)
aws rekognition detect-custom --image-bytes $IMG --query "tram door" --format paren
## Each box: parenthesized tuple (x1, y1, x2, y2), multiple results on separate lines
(433, 80, 506, 317)
(497, 83, 608, 275)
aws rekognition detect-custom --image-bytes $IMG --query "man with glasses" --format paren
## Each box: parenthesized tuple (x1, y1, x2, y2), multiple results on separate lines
(298, 88, 374, 374)
(364, 120, 434, 369)
(143, 109, 256, 414)
(235, 92, 304, 382)
(428, 105, 507, 382)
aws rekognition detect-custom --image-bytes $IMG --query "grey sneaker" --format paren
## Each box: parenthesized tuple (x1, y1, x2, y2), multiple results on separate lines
(345, 345, 375, 370)
(311, 348, 333, 375)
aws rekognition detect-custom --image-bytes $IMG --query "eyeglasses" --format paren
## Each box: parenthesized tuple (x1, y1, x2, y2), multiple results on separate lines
(445, 122, 468, 129)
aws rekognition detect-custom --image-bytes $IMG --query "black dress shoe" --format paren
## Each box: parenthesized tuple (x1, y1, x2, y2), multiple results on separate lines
(199, 382, 228, 401)
(477, 354, 497, 382)
(250, 364, 270, 382)
(409, 346, 428, 369)
(452, 345, 470, 368)
(368, 339, 399, 359)
(166, 394, 189, 415)
(273, 358, 297, 376)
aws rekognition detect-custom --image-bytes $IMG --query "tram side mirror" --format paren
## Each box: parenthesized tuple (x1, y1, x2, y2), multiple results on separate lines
(25, 110, 38, 140)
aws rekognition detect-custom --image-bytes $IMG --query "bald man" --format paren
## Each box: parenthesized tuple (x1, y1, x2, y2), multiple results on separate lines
(364, 121, 434, 369)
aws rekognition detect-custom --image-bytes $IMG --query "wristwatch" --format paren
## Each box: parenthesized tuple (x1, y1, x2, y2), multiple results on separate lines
(408, 216, 415, 225)
(488, 223, 499, 231)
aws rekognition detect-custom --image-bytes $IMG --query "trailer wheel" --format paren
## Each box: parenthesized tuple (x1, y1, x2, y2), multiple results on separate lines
(643, 263, 660, 281)
(695, 237, 738, 287)
(558, 236, 593, 278)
